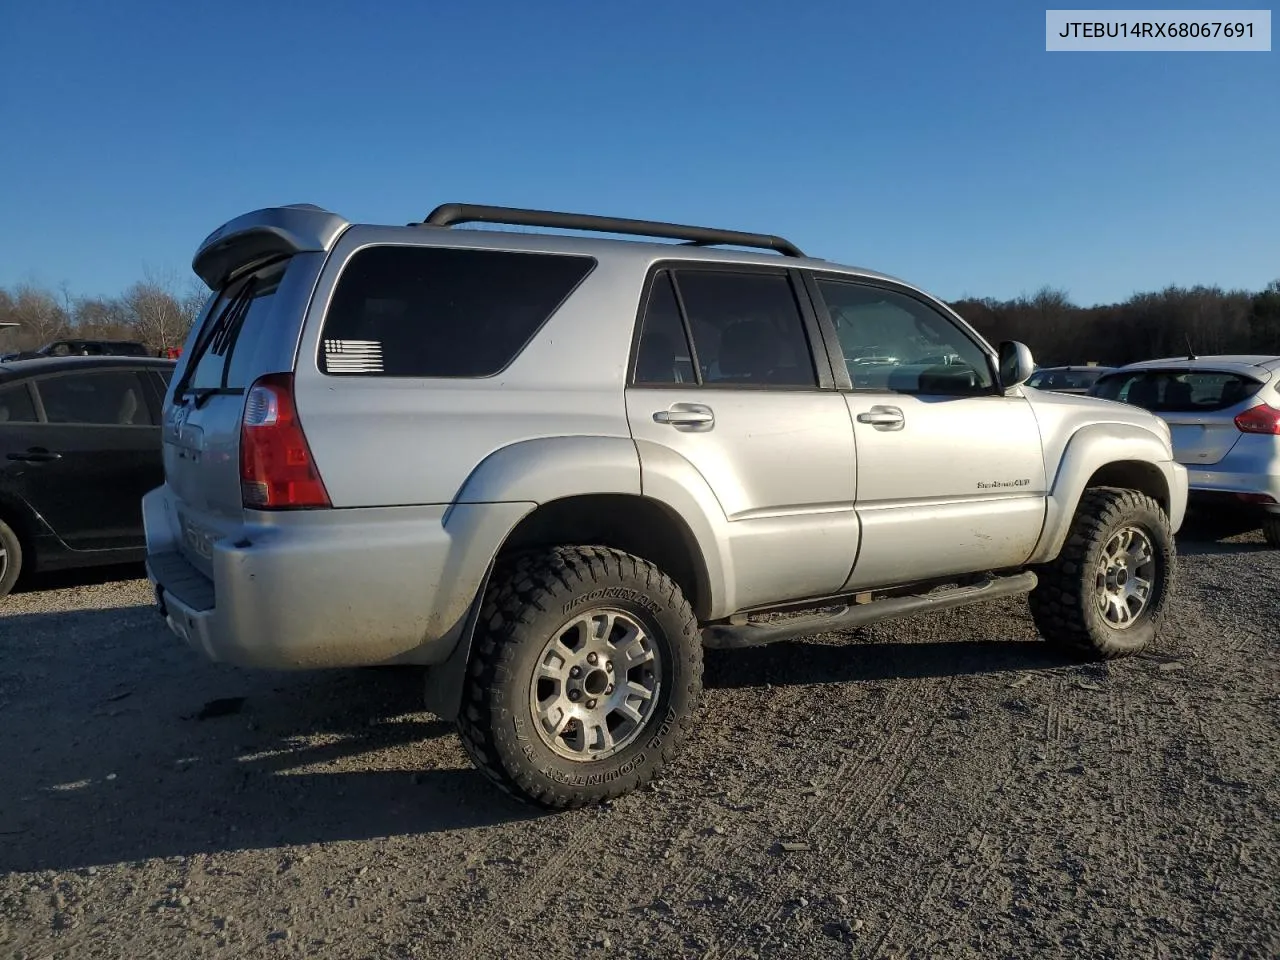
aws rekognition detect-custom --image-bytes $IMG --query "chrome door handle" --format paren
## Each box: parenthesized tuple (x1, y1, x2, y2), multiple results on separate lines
(857, 407, 905, 428)
(7, 448, 63, 463)
(653, 403, 715, 429)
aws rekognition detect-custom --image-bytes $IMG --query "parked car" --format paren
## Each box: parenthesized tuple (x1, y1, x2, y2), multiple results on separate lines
(1, 338, 153, 362)
(1090, 356, 1280, 546)
(145, 201, 1187, 808)
(0, 356, 175, 598)
(1026, 365, 1115, 395)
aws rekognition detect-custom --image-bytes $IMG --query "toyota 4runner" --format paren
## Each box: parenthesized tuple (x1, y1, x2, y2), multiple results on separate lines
(144, 202, 1189, 808)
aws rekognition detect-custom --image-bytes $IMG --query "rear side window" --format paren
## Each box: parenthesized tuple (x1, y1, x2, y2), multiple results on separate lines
(633, 272, 696, 385)
(34, 371, 156, 426)
(1093, 370, 1263, 412)
(665, 269, 817, 388)
(0, 383, 38, 423)
(318, 246, 596, 378)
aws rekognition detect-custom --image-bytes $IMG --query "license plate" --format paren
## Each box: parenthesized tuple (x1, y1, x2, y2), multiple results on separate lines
(179, 511, 215, 561)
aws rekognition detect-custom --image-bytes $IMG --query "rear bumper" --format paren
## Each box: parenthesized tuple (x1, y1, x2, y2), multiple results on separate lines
(142, 486, 532, 670)
(1185, 467, 1280, 515)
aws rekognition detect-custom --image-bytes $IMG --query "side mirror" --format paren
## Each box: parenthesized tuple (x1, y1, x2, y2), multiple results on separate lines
(998, 341, 1035, 388)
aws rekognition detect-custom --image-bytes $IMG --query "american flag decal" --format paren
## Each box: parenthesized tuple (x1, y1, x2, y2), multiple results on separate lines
(323, 338, 384, 374)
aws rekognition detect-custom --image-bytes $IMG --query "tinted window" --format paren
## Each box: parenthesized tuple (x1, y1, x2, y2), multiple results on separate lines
(633, 271, 696, 385)
(35, 371, 155, 426)
(672, 270, 816, 387)
(319, 246, 595, 378)
(182, 262, 286, 392)
(0, 383, 38, 423)
(1092, 370, 1263, 412)
(816, 281, 993, 395)
(1027, 369, 1104, 390)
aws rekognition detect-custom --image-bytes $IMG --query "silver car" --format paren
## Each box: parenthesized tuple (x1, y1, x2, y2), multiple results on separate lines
(1091, 356, 1280, 546)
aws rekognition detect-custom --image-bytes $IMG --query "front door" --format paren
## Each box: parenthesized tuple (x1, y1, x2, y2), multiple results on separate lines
(807, 275, 1048, 590)
(22, 367, 163, 551)
(625, 265, 859, 612)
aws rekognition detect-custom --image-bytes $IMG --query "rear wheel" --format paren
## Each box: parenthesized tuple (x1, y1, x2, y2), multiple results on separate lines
(456, 546, 703, 808)
(1029, 487, 1175, 659)
(1263, 516, 1280, 549)
(0, 518, 22, 601)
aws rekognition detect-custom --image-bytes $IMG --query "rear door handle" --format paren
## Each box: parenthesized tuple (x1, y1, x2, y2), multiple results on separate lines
(7, 448, 63, 463)
(653, 403, 715, 429)
(856, 406, 905, 428)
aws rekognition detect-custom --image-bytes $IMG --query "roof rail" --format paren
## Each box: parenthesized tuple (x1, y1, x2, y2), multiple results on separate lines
(419, 203, 806, 258)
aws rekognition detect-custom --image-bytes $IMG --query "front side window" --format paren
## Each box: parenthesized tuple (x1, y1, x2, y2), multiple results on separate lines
(34, 371, 155, 426)
(815, 280, 994, 395)
(318, 246, 596, 378)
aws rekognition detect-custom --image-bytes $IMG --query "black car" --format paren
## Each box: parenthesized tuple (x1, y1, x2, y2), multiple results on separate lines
(1, 338, 154, 362)
(0, 356, 175, 598)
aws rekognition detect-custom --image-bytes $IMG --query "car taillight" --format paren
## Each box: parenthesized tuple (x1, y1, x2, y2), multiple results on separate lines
(1234, 403, 1280, 436)
(239, 373, 331, 509)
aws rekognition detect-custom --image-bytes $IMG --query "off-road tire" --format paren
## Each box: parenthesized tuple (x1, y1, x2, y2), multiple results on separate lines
(1263, 516, 1280, 549)
(1029, 487, 1175, 659)
(0, 518, 22, 601)
(456, 546, 703, 809)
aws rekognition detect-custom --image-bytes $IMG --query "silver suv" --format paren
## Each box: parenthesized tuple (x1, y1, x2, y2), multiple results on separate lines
(145, 202, 1189, 808)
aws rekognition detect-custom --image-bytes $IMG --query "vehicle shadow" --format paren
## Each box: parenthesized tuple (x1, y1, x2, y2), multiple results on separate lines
(0, 605, 544, 874)
(11, 560, 148, 594)
(702, 636, 1078, 690)
(1175, 511, 1270, 556)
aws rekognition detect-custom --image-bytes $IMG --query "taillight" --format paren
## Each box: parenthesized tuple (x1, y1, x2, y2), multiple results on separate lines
(239, 373, 331, 509)
(1234, 403, 1280, 436)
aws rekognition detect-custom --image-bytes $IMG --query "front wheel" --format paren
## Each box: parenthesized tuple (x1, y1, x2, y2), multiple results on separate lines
(456, 546, 703, 808)
(1029, 487, 1175, 659)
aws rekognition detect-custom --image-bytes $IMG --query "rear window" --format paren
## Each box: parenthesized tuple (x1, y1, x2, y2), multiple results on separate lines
(317, 246, 595, 378)
(1092, 369, 1263, 412)
(179, 262, 287, 395)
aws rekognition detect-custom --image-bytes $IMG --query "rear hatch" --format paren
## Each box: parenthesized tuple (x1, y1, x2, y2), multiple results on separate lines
(161, 205, 348, 576)
(1091, 367, 1265, 465)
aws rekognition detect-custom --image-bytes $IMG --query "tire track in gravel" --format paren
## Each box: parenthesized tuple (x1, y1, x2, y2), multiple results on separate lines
(435, 684, 883, 960)
(664, 681, 920, 921)
(703, 674, 954, 960)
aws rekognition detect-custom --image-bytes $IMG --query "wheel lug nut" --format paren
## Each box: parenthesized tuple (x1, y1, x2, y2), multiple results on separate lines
(587, 652, 598, 665)
(569, 690, 581, 702)
(605, 684, 614, 694)
(605, 661, 613, 673)
(569, 666, 582, 678)
(586, 699, 597, 709)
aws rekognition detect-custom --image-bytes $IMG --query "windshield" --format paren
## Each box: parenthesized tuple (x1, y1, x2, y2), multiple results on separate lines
(1091, 369, 1263, 412)
(1027, 369, 1104, 390)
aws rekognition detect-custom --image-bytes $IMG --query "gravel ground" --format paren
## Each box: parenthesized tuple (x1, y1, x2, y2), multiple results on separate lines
(1, 520, 1277, 960)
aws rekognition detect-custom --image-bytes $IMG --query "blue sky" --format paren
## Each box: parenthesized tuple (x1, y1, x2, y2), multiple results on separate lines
(1, 0, 1276, 306)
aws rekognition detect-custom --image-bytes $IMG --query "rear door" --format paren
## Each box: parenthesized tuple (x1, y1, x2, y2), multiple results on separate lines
(1092, 368, 1264, 465)
(13, 367, 162, 550)
(625, 264, 859, 610)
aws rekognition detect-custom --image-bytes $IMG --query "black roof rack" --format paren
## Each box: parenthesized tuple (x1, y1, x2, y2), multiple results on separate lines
(419, 203, 805, 258)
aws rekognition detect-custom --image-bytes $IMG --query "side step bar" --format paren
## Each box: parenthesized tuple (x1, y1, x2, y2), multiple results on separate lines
(701, 571, 1039, 650)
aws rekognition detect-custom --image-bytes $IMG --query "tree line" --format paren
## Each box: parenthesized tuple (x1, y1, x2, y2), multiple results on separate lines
(0, 272, 206, 357)
(952, 281, 1280, 367)
(2, 272, 1279, 367)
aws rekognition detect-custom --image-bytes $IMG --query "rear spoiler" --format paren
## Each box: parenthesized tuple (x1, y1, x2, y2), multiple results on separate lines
(192, 204, 350, 290)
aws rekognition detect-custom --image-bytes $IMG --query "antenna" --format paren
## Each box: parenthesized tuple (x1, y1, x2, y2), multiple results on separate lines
(1184, 332, 1197, 361)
